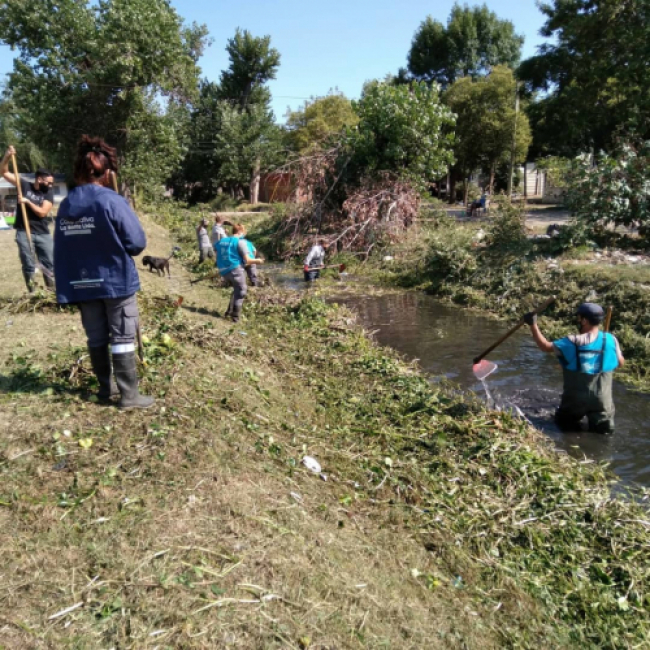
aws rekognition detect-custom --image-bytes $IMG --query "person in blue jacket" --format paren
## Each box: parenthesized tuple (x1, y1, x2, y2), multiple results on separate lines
(525, 302, 624, 433)
(54, 135, 153, 409)
(214, 223, 263, 322)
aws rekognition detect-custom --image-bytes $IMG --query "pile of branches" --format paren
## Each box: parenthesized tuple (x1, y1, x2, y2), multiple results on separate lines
(271, 149, 420, 258)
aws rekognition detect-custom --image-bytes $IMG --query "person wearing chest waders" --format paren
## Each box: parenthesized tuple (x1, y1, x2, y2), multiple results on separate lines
(215, 223, 264, 322)
(525, 302, 624, 433)
(54, 135, 153, 409)
(303, 238, 327, 282)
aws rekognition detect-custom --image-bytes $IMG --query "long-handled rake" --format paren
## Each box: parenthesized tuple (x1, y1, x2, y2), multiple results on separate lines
(472, 296, 556, 381)
(11, 152, 55, 289)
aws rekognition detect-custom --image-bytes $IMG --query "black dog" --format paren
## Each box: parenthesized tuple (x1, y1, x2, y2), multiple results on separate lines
(142, 247, 180, 278)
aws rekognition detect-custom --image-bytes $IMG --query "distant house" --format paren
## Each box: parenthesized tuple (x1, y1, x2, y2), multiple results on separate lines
(259, 172, 311, 204)
(0, 173, 68, 216)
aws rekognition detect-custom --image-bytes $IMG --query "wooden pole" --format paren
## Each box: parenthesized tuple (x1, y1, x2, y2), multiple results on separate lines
(11, 154, 33, 247)
(473, 296, 556, 365)
(604, 306, 613, 333)
(507, 82, 520, 199)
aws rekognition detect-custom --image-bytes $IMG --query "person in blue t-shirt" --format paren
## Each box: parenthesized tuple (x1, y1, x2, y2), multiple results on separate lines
(214, 223, 264, 322)
(54, 135, 153, 410)
(524, 302, 624, 433)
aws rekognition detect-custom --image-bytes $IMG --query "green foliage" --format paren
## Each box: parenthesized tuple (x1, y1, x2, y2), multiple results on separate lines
(347, 81, 456, 188)
(0, 0, 208, 192)
(0, 88, 47, 171)
(535, 156, 571, 189)
(285, 91, 358, 154)
(174, 30, 283, 203)
(565, 141, 650, 241)
(445, 66, 531, 190)
(407, 3, 524, 88)
(486, 198, 527, 251)
(218, 28, 280, 108)
(519, 0, 650, 157)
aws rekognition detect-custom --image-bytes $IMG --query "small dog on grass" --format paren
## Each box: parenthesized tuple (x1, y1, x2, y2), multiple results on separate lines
(142, 247, 180, 278)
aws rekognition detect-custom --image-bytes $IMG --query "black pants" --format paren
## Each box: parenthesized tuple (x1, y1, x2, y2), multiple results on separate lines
(304, 269, 320, 282)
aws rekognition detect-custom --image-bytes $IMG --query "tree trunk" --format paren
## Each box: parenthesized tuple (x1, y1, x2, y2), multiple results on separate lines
(463, 173, 469, 207)
(489, 164, 495, 196)
(250, 158, 261, 205)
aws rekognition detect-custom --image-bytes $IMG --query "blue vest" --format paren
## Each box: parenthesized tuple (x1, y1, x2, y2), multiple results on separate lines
(555, 332, 619, 375)
(215, 236, 243, 275)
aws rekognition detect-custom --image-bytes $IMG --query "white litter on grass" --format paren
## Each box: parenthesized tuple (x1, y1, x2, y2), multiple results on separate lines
(48, 601, 83, 620)
(301, 456, 321, 474)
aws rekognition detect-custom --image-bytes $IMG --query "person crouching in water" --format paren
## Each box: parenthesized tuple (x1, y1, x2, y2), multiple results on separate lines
(197, 217, 214, 263)
(54, 135, 153, 409)
(215, 223, 263, 322)
(303, 238, 327, 282)
(525, 302, 624, 433)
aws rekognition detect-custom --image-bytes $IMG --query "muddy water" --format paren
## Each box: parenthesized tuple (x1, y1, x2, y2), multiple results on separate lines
(266, 267, 650, 486)
(337, 292, 650, 488)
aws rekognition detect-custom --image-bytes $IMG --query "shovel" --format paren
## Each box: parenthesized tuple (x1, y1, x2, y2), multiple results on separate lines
(472, 296, 556, 380)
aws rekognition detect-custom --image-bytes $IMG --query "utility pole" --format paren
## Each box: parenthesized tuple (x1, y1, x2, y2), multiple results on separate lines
(507, 81, 520, 200)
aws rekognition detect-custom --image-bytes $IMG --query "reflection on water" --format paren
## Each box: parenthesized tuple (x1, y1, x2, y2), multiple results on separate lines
(335, 292, 650, 488)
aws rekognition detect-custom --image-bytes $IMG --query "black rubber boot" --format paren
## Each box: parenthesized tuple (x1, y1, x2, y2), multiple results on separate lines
(43, 272, 55, 291)
(112, 352, 154, 410)
(23, 272, 35, 293)
(88, 345, 119, 401)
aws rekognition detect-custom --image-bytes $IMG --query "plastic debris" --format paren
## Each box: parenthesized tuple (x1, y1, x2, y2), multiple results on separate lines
(301, 456, 321, 474)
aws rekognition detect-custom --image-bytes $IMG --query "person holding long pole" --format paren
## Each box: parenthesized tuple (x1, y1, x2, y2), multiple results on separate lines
(0, 146, 55, 292)
(525, 302, 624, 433)
(54, 135, 153, 409)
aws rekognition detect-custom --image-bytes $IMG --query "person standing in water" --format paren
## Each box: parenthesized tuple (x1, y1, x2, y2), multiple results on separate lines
(525, 302, 624, 433)
(54, 135, 153, 409)
(303, 238, 327, 282)
(215, 223, 263, 322)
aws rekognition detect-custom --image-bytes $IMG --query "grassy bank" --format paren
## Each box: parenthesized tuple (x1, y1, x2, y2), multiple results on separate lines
(1, 207, 648, 647)
(2, 279, 649, 647)
(358, 212, 650, 391)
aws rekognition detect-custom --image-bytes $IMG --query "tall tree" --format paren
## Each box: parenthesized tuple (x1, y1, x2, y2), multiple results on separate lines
(445, 66, 531, 199)
(178, 30, 282, 203)
(519, 0, 650, 156)
(285, 91, 358, 154)
(407, 4, 524, 88)
(0, 0, 208, 195)
(348, 81, 456, 188)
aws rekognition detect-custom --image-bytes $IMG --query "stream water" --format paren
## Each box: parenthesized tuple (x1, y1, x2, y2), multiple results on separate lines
(266, 268, 650, 488)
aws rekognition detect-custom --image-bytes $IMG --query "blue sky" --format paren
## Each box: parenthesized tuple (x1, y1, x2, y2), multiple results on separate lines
(0, 0, 548, 121)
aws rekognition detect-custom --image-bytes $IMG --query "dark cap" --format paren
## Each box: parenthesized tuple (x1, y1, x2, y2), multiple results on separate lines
(577, 302, 604, 323)
(36, 168, 52, 178)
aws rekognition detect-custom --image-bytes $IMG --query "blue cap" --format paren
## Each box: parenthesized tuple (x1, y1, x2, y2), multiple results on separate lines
(577, 302, 604, 323)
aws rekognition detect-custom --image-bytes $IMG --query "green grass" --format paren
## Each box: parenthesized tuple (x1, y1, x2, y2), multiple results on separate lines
(2, 289, 648, 648)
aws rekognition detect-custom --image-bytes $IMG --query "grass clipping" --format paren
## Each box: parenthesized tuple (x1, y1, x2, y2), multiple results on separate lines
(1, 291, 649, 648)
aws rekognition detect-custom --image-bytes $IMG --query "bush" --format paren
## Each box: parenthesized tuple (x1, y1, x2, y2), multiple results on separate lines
(565, 141, 650, 243)
(487, 199, 528, 251)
